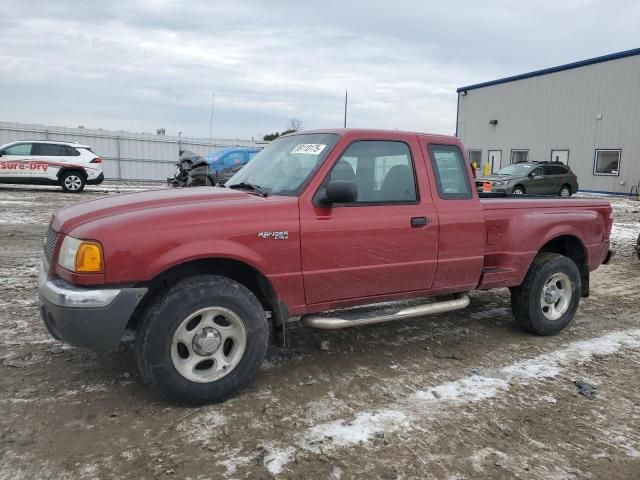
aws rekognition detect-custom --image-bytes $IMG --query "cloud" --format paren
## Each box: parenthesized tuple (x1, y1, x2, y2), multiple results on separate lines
(1, 0, 638, 139)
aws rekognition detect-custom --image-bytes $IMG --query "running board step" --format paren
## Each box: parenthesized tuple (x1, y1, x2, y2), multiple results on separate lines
(302, 294, 470, 330)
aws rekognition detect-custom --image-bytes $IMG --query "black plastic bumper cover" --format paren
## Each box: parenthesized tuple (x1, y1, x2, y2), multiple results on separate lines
(40, 287, 144, 352)
(86, 172, 105, 185)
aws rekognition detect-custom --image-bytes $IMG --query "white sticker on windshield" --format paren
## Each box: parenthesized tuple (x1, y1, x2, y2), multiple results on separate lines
(291, 144, 326, 155)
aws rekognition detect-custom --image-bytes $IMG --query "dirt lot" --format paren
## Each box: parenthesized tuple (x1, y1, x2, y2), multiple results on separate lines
(1, 182, 639, 479)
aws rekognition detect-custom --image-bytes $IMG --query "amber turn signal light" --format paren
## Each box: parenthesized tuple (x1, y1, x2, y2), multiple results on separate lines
(75, 242, 104, 273)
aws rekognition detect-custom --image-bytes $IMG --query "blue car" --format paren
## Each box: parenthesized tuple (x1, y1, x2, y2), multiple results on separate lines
(205, 147, 261, 172)
(178, 147, 262, 187)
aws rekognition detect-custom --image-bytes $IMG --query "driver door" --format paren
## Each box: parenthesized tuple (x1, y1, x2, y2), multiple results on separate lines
(299, 135, 439, 306)
(525, 166, 546, 194)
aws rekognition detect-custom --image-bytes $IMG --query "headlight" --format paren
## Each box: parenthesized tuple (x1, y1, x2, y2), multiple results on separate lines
(493, 180, 509, 186)
(58, 235, 104, 273)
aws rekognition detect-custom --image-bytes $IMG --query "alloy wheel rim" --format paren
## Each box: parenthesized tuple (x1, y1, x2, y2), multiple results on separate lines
(64, 175, 82, 190)
(170, 306, 247, 383)
(540, 272, 572, 321)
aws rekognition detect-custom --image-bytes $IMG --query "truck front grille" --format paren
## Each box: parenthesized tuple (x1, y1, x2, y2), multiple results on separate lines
(44, 227, 59, 264)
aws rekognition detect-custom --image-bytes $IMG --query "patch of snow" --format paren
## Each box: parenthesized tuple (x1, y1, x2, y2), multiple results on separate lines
(610, 223, 639, 241)
(176, 409, 227, 444)
(218, 452, 252, 478)
(307, 410, 408, 447)
(416, 375, 508, 403)
(263, 446, 296, 476)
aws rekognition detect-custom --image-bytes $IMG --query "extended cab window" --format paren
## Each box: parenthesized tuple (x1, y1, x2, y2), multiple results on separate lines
(428, 144, 472, 199)
(3, 143, 32, 155)
(323, 140, 417, 204)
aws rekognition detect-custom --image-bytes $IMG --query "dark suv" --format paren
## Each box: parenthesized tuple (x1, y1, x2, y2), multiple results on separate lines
(476, 162, 578, 196)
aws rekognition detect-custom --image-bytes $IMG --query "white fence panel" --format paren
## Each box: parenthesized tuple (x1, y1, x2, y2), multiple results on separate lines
(0, 121, 263, 181)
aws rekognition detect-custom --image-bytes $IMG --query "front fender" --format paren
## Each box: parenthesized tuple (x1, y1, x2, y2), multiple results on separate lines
(141, 239, 268, 281)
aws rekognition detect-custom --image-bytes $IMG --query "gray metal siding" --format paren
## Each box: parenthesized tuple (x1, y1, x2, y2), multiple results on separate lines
(0, 122, 261, 181)
(457, 54, 640, 193)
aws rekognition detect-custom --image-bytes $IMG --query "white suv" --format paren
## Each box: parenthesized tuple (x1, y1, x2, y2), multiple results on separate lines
(0, 140, 104, 193)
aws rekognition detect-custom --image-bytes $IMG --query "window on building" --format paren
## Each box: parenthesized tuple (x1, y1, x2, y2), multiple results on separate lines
(511, 149, 529, 164)
(593, 149, 622, 175)
(594, 150, 621, 175)
(468, 150, 482, 167)
(428, 144, 472, 199)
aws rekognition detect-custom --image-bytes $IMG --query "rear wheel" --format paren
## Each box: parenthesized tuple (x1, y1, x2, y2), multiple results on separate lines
(559, 185, 571, 197)
(60, 171, 86, 193)
(511, 252, 581, 335)
(136, 275, 269, 405)
(512, 185, 525, 195)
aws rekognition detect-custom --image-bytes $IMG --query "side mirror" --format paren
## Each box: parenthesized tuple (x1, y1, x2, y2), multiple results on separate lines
(321, 180, 358, 205)
(528, 172, 535, 178)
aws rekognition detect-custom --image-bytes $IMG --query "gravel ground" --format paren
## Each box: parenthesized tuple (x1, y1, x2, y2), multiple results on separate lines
(1, 183, 639, 479)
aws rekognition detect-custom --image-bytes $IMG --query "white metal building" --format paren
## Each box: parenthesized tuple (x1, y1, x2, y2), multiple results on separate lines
(456, 48, 640, 194)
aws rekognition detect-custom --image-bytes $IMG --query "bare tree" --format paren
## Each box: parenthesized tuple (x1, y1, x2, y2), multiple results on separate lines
(287, 118, 303, 132)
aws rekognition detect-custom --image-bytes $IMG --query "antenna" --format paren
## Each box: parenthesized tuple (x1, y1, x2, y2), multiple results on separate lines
(344, 90, 348, 128)
(208, 90, 215, 146)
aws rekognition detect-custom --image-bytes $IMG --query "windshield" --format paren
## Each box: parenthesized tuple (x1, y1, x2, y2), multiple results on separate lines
(496, 163, 534, 176)
(226, 133, 340, 196)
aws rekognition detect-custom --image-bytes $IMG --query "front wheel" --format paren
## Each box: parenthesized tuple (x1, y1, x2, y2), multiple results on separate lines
(510, 252, 581, 335)
(512, 185, 525, 195)
(559, 185, 572, 197)
(60, 171, 86, 193)
(136, 275, 269, 405)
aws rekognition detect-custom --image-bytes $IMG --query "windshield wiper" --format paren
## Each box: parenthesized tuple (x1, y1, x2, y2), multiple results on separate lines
(228, 182, 269, 197)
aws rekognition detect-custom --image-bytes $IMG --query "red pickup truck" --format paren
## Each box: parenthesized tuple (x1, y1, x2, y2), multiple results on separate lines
(39, 129, 613, 405)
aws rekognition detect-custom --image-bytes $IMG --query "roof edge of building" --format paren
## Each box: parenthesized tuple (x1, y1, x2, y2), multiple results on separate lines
(457, 47, 640, 93)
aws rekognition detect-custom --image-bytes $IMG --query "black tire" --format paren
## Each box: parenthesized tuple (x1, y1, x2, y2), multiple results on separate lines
(559, 184, 572, 197)
(60, 170, 86, 193)
(510, 252, 581, 335)
(135, 275, 269, 405)
(512, 185, 525, 195)
(187, 175, 214, 187)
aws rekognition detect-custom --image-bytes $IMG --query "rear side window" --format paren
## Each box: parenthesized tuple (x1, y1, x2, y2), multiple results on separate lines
(33, 143, 67, 156)
(427, 144, 472, 199)
(224, 151, 244, 166)
(544, 165, 568, 175)
(4, 143, 32, 155)
(63, 145, 81, 156)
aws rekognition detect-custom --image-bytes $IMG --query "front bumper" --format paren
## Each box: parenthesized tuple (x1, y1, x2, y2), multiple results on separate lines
(38, 262, 147, 351)
(86, 172, 105, 185)
(476, 182, 509, 193)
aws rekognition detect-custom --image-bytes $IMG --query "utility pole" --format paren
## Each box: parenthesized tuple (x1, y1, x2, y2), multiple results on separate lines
(343, 90, 348, 128)
(208, 90, 215, 146)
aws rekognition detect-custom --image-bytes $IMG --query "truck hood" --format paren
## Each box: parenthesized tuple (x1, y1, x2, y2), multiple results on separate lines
(51, 187, 266, 233)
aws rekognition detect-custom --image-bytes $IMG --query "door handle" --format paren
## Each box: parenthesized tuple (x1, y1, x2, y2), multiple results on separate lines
(411, 216, 430, 227)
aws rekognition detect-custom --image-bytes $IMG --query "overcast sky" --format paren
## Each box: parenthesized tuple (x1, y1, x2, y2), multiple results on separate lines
(1, 0, 638, 140)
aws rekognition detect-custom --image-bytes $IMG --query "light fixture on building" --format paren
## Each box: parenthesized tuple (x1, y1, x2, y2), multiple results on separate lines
(489, 119, 498, 125)
(596, 113, 604, 120)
